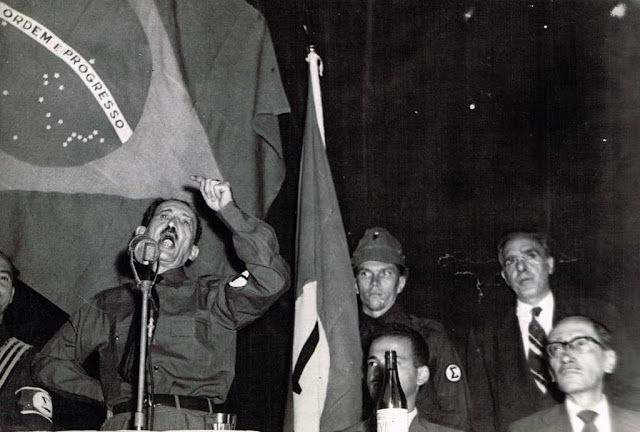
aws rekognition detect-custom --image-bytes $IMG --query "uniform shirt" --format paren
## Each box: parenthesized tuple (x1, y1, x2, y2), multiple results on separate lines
(566, 396, 611, 432)
(33, 203, 289, 409)
(360, 303, 470, 430)
(0, 326, 54, 431)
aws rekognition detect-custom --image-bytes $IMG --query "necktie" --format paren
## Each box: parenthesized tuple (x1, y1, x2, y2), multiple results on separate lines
(528, 306, 549, 392)
(577, 409, 598, 432)
(118, 284, 160, 383)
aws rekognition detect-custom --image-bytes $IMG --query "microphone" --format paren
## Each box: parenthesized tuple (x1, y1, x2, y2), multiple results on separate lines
(129, 235, 160, 265)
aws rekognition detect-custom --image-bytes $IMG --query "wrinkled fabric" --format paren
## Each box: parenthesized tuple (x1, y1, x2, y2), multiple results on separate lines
(32, 203, 289, 426)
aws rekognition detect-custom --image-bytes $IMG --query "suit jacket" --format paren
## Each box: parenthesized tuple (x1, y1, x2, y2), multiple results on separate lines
(341, 413, 464, 432)
(508, 402, 640, 432)
(466, 296, 640, 432)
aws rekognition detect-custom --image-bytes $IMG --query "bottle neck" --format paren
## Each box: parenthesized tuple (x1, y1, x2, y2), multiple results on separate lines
(385, 351, 397, 370)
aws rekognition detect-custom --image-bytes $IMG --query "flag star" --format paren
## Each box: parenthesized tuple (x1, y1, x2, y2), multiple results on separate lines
(43, 74, 49, 79)
(63, 142, 68, 147)
(1, 21, 6, 27)
(78, 135, 83, 139)
(83, 138, 87, 142)
(46, 112, 51, 118)
(71, 132, 77, 137)
(46, 125, 51, 130)
(43, 80, 49, 86)
(58, 85, 64, 91)
(89, 58, 96, 64)
(88, 134, 94, 139)
(93, 130, 98, 135)
(54, 72, 60, 79)
(67, 137, 72, 142)
(38, 97, 44, 103)
(58, 119, 64, 124)
(2, 90, 8, 96)
(100, 138, 105, 143)
(13, 135, 18, 140)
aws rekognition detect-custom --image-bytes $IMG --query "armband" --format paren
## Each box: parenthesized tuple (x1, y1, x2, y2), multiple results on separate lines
(16, 386, 53, 423)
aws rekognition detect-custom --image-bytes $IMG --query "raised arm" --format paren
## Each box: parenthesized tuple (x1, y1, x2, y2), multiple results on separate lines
(192, 176, 290, 328)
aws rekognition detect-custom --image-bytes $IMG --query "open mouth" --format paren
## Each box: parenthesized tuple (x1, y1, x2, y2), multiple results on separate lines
(160, 232, 177, 249)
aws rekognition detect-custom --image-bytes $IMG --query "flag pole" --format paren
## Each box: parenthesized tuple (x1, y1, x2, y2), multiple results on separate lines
(306, 46, 325, 147)
(286, 45, 363, 432)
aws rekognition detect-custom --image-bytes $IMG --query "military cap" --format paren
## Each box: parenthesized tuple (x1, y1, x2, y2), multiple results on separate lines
(351, 227, 405, 268)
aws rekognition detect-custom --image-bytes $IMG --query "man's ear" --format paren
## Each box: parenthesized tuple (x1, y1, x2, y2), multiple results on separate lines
(135, 226, 146, 235)
(396, 275, 407, 294)
(500, 270, 508, 285)
(603, 350, 617, 374)
(417, 365, 430, 387)
(355, 281, 360, 295)
(8, 285, 15, 305)
(549, 367, 556, 382)
(547, 256, 555, 275)
(189, 245, 200, 262)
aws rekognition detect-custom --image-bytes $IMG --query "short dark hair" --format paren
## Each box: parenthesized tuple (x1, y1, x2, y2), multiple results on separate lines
(0, 250, 18, 281)
(369, 323, 430, 368)
(141, 198, 202, 245)
(497, 231, 551, 267)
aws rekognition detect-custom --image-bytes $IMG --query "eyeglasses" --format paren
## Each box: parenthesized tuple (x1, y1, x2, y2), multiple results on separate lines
(546, 336, 606, 358)
(502, 252, 544, 269)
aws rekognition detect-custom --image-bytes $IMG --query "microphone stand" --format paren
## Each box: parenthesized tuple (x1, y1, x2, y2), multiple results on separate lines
(129, 255, 158, 431)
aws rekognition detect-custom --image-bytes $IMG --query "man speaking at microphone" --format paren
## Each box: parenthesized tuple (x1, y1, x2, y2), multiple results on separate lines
(33, 177, 290, 430)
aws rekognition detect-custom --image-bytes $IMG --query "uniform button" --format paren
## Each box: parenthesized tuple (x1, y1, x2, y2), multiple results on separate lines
(153, 366, 159, 371)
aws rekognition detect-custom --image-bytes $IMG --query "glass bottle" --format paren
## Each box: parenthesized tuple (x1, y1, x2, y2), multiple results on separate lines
(376, 350, 408, 432)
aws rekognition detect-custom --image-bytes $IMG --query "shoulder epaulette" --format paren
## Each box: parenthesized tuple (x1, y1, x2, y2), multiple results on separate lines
(0, 337, 32, 391)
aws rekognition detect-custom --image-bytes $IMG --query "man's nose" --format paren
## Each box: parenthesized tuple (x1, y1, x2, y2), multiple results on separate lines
(560, 349, 575, 363)
(516, 258, 527, 272)
(370, 365, 383, 380)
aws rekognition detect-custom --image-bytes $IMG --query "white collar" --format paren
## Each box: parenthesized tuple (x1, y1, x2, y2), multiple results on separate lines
(407, 408, 418, 426)
(565, 395, 611, 432)
(516, 290, 554, 316)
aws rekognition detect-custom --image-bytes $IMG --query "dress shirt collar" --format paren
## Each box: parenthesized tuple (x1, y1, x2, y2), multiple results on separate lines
(516, 290, 554, 333)
(407, 408, 418, 427)
(566, 395, 611, 432)
(158, 266, 187, 286)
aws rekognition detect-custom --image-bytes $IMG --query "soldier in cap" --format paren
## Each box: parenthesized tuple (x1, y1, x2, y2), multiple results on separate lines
(352, 228, 470, 430)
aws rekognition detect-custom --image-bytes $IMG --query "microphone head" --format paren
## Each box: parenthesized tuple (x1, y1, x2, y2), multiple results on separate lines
(129, 235, 160, 264)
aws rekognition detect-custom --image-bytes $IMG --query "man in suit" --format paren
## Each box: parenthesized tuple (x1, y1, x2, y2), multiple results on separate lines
(466, 231, 640, 432)
(510, 315, 640, 431)
(342, 323, 462, 432)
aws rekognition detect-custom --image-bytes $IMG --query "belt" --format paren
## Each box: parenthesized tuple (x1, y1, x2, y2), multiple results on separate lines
(111, 394, 223, 415)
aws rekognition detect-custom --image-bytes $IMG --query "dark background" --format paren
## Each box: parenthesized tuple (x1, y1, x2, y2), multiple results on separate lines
(7, 1, 640, 430)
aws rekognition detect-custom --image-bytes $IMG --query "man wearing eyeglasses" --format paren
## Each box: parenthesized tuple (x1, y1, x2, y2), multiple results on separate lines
(466, 231, 640, 432)
(509, 315, 640, 431)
